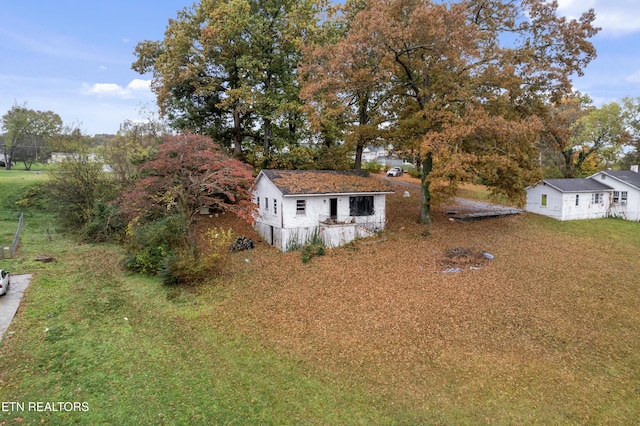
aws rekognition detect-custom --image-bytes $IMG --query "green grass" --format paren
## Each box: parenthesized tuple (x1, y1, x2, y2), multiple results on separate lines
(0, 175, 639, 424)
(0, 175, 412, 425)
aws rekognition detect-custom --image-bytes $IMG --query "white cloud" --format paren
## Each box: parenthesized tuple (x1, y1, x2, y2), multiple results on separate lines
(127, 79, 151, 91)
(82, 79, 152, 99)
(557, 0, 640, 36)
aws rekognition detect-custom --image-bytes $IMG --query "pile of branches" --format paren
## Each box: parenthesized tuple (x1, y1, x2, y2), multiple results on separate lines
(229, 236, 254, 253)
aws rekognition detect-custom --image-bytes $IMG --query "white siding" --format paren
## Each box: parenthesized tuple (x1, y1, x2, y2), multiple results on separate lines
(526, 184, 610, 220)
(253, 174, 389, 251)
(526, 184, 564, 220)
(590, 172, 640, 221)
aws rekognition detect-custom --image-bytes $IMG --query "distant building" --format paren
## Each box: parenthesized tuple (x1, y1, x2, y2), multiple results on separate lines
(526, 166, 640, 221)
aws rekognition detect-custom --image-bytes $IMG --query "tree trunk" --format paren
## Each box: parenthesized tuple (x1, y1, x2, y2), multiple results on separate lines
(232, 109, 242, 159)
(262, 117, 272, 169)
(354, 144, 363, 171)
(419, 152, 433, 224)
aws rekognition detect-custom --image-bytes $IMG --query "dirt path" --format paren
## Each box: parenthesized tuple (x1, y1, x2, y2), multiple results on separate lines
(382, 175, 524, 215)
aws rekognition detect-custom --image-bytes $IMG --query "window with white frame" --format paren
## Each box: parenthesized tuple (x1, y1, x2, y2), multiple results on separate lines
(591, 193, 602, 204)
(273, 199, 277, 215)
(296, 199, 306, 215)
(614, 191, 628, 205)
(575, 194, 579, 206)
(265, 197, 269, 211)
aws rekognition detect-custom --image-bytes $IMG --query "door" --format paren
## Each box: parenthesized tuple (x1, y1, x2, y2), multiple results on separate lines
(329, 198, 338, 220)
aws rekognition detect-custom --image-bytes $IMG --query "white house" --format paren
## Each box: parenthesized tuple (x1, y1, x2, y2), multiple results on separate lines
(526, 166, 640, 221)
(253, 170, 394, 251)
(525, 178, 612, 221)
(588, 167, 640, 221)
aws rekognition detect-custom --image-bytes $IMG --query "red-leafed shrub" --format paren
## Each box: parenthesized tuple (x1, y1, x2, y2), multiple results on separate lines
(120, 133, 255, 279)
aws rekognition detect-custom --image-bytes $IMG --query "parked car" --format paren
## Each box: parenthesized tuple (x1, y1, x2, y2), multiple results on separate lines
(386, 167, 404, 177)
(0, 270, 9, 296)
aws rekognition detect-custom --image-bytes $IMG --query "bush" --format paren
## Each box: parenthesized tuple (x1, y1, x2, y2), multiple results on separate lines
(45, 156, 117, 230)
(300, 229, 326, 264)
(301, 243, 326, 264)
(81, 200, 126, 242)
(362, 162, 383, 173)
(159, 227, 234, 285)
(408, 168, 421, 179)
(123, 214, 186, 274)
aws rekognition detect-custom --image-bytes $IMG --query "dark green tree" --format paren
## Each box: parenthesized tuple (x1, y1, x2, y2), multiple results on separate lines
(133, 0, 329, 163)
(1, 103, 63, 170)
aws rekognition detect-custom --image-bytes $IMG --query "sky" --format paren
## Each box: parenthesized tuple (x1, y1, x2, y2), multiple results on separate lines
(1, 1, 640, 136)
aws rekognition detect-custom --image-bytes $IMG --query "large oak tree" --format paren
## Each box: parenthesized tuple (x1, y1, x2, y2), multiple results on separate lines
(302, 0, 599, 222)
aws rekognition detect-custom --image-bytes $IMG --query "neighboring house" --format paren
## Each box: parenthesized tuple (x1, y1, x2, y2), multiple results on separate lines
(253, 170, 394, 251)
(526, 178, 612, 221)
(526, 166, 640, 221)
(588, 167, 640, 221)
(361, 144, 389, 163)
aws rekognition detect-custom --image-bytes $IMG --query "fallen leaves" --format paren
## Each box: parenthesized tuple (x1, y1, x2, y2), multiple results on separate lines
(193, 174, 640, 417)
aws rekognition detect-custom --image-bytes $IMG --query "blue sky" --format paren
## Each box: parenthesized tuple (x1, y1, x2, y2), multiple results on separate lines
(1, 0, 640, 136)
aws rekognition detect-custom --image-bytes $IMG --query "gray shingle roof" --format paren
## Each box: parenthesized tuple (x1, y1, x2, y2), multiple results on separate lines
(601, 170, 640, 189)
(542, 178, 613, 193)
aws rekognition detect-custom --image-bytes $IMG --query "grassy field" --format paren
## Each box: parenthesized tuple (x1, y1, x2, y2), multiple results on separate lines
(0, 172, 639, 424)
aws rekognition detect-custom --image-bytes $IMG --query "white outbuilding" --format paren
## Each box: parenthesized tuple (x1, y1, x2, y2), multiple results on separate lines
(253, 170, 394, 251)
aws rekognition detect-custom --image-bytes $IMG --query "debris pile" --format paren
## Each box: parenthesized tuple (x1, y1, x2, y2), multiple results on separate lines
(437, 247, 492, 272)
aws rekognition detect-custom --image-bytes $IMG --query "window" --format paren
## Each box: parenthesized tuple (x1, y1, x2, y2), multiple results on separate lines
(265, 197, 269, 211)
(541, 194, 547, 207)
(615, 191, 628, 205)
(575, 194, 579, 206)
(273, 199, 277, 215)
(296, 199, 306, 215)
(257, 197, 261, 208)
(349, 196, 374, 216)
(592, 193, 602, 204)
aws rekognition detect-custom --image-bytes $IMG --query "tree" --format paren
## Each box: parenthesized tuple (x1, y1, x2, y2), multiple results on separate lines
(45, 130, 119, 237)
(305, 0, 599, 223)
(569, 102, 631, 176)
(99, 115, 167, 186)
(133, 0, 328, 163)
(619, 96, 640, 169)
(119, 133, 255, 244)
(299, 0, 388, 170)
(1, 103, 63, 170)
(538, 93, 592, 177)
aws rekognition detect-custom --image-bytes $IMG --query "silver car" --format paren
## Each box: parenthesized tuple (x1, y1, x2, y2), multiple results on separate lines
(0, 270, 10, 296)
(386, 167, 403, 177)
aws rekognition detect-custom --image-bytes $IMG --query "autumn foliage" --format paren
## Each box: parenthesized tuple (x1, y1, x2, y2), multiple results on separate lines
(120, 133, 255, 227)
(119, 133, 255, 277)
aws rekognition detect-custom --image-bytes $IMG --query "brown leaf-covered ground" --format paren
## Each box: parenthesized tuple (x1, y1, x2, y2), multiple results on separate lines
(193, 174, 640, 422)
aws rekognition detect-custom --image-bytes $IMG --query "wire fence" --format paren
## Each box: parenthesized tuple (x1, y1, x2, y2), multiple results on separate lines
(0, 213, 24, 260)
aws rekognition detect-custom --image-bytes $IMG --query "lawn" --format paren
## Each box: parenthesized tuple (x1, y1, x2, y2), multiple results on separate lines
(0, 173, 639, 424)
